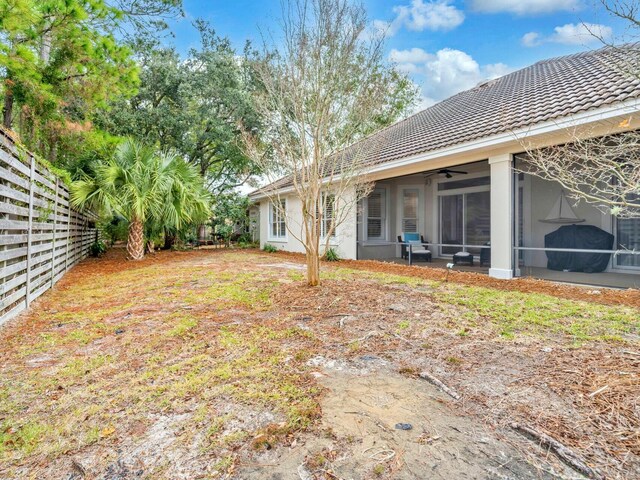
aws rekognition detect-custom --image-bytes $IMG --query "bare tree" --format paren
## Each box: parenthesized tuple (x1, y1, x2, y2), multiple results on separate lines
(518, 129, 640, 218)
(594, 1, 640, 77)
(519, 5, 640, 219)
(245, 0, 417, 286)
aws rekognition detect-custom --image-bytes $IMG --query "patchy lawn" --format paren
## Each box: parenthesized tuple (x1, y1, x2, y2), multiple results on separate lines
(0, 249, 638, 479)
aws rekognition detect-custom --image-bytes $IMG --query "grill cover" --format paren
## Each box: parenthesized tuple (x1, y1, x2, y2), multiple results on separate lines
(544, 225, 614, 273)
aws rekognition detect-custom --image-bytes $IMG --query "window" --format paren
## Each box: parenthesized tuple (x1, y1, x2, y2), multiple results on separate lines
(402, 189, 419, 233)
(270, 200, 286, 239)
(321, 194, 336, 238)
(366, 189, 386, 240)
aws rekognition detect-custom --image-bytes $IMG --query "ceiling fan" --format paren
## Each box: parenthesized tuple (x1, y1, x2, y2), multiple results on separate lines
(424, 168, 468, 179)
(438, 168, 468, 178)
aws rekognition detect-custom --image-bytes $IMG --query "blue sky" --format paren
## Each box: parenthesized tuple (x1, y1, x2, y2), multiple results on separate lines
(167, 1, 630, 107)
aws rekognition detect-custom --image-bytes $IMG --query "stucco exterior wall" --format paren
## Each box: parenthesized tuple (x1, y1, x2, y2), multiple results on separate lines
(258, 190, 358, 260)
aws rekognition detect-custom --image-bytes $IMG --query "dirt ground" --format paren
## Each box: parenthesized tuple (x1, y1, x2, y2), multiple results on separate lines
(0, 248, 638, 480)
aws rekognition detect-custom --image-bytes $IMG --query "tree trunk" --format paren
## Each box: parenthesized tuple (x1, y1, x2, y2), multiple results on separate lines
(163, 230, 176, 250)
(127, 218, 145, 260)
(3, 86, 13, 129)
(198, 224, 207, 244)
(306, 250, 320, 286)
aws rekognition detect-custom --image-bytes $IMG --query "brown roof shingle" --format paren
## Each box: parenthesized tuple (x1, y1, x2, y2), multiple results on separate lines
(252, 44, 640, 196)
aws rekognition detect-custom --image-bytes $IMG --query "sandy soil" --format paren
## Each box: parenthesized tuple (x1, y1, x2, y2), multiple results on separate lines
(0, 249, 637, 480)
(240, 359, 558, 480)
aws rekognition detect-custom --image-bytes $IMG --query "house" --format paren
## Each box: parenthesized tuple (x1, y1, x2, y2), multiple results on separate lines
(249, 46, 640, 287)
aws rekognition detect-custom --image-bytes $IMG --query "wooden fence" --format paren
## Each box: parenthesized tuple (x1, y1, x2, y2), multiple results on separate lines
(0, 129, 99, 325)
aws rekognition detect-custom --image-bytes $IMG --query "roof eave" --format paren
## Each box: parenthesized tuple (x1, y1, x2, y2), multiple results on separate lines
(249, 96, 640, 200)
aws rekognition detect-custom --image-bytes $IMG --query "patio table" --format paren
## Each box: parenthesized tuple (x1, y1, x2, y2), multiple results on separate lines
(453, 252, 474, 266)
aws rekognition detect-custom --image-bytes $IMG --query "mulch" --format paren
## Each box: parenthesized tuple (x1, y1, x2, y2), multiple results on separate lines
(265, 250, 640, 309)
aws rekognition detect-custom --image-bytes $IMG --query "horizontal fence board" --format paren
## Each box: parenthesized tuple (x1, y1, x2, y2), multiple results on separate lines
(0, 183, 30, 204)
(0, 246, 28, 262)
(0, 130, 99, 322)
(0, 201, 30, 217)
(0, 165, 30, 190)
(1, 259, 28, 279)
(28, 284, 50, 305)
(0, 148, 31, 176)
(0, 287, 27, 310)
(0, 303, 26, 327)
(0, 219, 31, 230)
(33, 169, 56, 191)
(29, 273, 52, 294)
(0, 273, 27, 295)
(33, 184, 57, 202)
(0, 234, 29, 246)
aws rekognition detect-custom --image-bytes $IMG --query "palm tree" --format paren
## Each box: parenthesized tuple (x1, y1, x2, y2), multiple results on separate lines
(71, 139, 211, 260)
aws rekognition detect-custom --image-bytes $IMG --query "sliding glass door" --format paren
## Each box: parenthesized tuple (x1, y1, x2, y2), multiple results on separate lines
(440, 195, 464, 254)
(439, 190, 490, 255)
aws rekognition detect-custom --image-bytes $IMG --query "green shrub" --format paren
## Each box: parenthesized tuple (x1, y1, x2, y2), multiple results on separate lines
(263, 243, 278, 253)
(89, 240, 107, 257)
(237, 232, 253, 243)
(100, 216, 128, 245)
(324, 248, 340, 261)
(237, 241, 259, 249)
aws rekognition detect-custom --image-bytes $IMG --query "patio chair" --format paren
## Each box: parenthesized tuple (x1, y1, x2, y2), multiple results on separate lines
(398, 233, 431, 263)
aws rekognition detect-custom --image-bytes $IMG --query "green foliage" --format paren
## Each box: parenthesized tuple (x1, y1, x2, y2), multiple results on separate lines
(96, 22, 261, 193)
(100, 216, 129, 245)
(211, 192, 250, 241)
(0, 0, 139, 161)
(263, 244, 278, 253)
(70, 139, 212, 256)
(323, 248, 340, 262)
(89, 240, 107, 258)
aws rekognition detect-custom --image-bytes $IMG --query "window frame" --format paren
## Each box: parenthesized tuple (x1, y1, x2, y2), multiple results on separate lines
(268, 199, 287, 241)
(401, 187, 420, 234)
(321, 193, 336, 239)
(364, 187, 389, 242)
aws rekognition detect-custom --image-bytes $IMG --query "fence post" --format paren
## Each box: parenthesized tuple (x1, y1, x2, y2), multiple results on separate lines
(65, 200, 71, 272)
(50, 178, 59, 287)
(25, 154, 36, 308)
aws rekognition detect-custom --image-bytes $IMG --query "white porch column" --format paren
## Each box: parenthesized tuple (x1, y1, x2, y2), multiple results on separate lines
(488, 154, 514, 279)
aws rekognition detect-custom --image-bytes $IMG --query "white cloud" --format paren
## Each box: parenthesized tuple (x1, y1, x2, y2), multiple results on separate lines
(521, 32, 541, 47)
(395, 0, 465, 31)
(522, 22, 613, 47)
(551, 22, 613, 44)
(389, 47, 433, 65)
(374, 1, 465, 37)
(470, 0, 580, 15)
(390, 47, 512, 106)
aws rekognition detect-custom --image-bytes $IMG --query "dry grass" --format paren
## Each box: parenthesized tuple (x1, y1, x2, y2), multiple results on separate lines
(0, 248, 638, 479)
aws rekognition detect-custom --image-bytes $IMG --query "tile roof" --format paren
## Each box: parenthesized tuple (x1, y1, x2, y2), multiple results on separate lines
(251, 44, 640, 196)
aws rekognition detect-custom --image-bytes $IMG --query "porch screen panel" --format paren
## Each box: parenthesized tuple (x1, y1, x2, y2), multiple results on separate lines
(465, 191, 491, 254)
(617, 205, 640, 267)
(402, 189, 419, 233)
(367, 189, 386, 240)
(440, 195, 463, 254)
